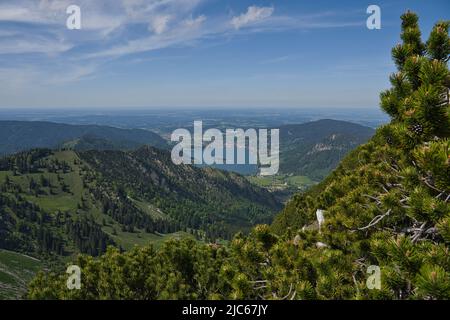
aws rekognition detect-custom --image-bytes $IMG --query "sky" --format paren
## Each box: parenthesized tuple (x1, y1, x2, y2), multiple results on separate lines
(0, 0, 449, 109)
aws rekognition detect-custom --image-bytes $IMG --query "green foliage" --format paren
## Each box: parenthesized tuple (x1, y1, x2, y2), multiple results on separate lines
(21, 11, 450, 301)
(415, 264, 450, 299)
(427, 21, 450, 61)
(272, 11, 450, 300)
(437, 218, 450, 244)
(413, 140, 450, 191)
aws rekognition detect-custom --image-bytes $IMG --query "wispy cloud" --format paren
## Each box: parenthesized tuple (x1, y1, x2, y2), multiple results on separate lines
(0, 1, 365, 90)
(260, 55, 291, 64)
(84, 14, 210, 59)
(231, 6, 274, 29)
(0, 66, 41, 92)
(0, 37, 71, 55)
(150, 15, 172, 34)
(46, 64, 99, 84)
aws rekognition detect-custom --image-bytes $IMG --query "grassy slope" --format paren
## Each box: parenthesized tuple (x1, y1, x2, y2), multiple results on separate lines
(0, 150, 193, 252)
(0, 249, 42, 299)
(246, 174, 317, 203)
(247, 174, 315, 189)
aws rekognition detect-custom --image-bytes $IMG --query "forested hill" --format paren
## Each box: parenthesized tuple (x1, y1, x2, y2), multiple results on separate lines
(278, 119, 375, 180)
(0, 121, 168, 155)
(0, 146, 280, 261)
(79, 146, 281, 236)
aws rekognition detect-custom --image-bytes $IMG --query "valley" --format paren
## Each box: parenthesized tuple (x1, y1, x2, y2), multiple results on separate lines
(0, 147, 280, 252)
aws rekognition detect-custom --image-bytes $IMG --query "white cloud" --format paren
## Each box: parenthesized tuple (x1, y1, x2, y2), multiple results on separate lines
(0, 38, 72, 55)
(0, 1, 355, 61)
(231, 6, 274, 30)
(85, 14, 210, 59)
(0, 0, 206, 58)
(0, 0, 363, 91)
(0, 5, 49, 24)
(150, 15, 172, 34)
(184, 15, 206, 28)
(46, 64, 98, 84)
(0, 66, 41, 91)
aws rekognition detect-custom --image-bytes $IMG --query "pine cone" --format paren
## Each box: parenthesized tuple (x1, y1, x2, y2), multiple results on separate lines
(411, 123, 423, 134)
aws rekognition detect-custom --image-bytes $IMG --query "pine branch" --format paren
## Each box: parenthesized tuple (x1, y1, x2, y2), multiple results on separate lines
(421, 177, 448, 197)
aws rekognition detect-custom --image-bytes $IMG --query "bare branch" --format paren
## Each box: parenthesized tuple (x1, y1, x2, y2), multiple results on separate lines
(363, 194, 382, 205)
(250, 280, 268, 284)
(421, 177, 448, 196)
(357, 209, 392, 231)
(290, 291, 297, 300)
(280, 283, 293, 300)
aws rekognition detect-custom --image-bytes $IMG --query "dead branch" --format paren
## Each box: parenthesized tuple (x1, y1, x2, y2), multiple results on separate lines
(280, 283, 294, 300)
(357, 209, 392, 231)
(250, 280, 268, 284)
(408, 221, 438, 243)
(400, 197, 409, 203)
(290, 291, 297, 300)
(421, 178, 449, 200)
(363, 194, 382, 205)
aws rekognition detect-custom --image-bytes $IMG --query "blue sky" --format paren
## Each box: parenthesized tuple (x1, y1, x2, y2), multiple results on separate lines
(0, 0, 448, 109)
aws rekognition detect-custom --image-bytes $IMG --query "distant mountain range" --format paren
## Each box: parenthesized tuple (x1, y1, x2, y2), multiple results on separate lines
(0, 121, 168, 155)
(210, 119, 375, 180)
(278, 119, 375, 180)
(0, 119, 374, 182)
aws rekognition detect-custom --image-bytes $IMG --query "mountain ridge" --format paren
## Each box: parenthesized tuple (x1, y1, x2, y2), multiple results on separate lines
(0, 120, 168, 155)
(278, 119, 375, 180)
